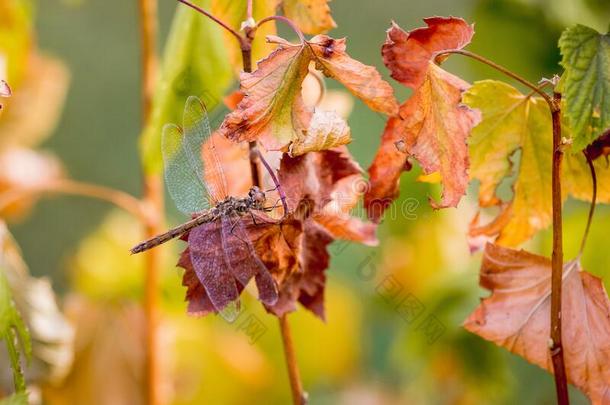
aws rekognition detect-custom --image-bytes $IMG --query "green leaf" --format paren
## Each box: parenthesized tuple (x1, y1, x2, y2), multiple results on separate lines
(139, 0, 233, 174)
(558, 24, 610, 150)
(0, 269, 31, 394)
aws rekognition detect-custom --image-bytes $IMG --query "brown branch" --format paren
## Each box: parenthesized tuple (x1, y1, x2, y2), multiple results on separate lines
(579, 151, 597, 256)
(550, 91, 569, 405)
(0, 180, 145, 222)
(279, 315, 307, 405)
(257, 15, 305, 42)
(177, 0, 245, 45)
(137, 0, 162, 404)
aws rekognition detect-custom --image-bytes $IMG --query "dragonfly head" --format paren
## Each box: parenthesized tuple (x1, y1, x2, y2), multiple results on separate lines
(248, 186, 266, 209)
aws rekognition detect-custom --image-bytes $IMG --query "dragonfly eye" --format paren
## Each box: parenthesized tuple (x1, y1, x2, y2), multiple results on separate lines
(249, 186, 266, 206)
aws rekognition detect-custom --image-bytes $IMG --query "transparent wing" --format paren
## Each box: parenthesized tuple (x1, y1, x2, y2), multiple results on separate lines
(221, 215, 278, 306)
(188, 222, 241, 322)
(162, 96, 227, 214)
(183, 96, 228, 203)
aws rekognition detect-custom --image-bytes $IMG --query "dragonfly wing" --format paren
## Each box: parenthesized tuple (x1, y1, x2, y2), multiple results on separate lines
(162, 122, 209, 214)
(188, 222, 240, 321)
(221, 215, 278, 306)
(183, 96, 229, 204)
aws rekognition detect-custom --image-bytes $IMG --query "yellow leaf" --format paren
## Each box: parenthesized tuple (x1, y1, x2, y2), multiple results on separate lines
(465, 80, 610, 246)
(282, 0, 336, 35)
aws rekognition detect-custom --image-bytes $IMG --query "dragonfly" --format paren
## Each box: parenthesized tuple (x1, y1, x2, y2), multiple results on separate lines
(131, 96, 282, 320)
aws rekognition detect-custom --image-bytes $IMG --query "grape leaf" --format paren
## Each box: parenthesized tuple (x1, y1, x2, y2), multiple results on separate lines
(281, 0, 336, 35)
(558, 24, 610, 150)
(140, 0, 232, 174)
(0, 393, 27, 405)
(465, 80, 610, 247)
(464, 243, 610, 405)
(220, 34, 396, 152)
(288, 109, 351, 156)
(366, 18, 480, 220)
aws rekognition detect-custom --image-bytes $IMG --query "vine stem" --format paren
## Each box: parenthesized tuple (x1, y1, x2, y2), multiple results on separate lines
(137, 0, 162, 404)
(550, 91, 569, 405)
(0, 180, 145, 221)
(446, 49, 568, 403)
(279, 315, 307, 405)
(257, 15, 305, 42)
(440, 50, 556, 111)
(239, 10, 304, 405)
(578, 151, 597, 256)
(177, 0, 246, 46)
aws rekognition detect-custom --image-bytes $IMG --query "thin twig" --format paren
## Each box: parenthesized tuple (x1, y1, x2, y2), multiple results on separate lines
(440, 49, 556, 111)
(257, 150, 288, 217)
(137, 0, 162, 404)
(177, 0, 245, 44)
(279, 315, 307, 405)
(579, 151, 597, 256)
(550, 91, 569, 405)
(257, 15, 305, 42)
(0, 179, 145, 220)
(239, 14, 305, 404)
(246, 0, 253, 21)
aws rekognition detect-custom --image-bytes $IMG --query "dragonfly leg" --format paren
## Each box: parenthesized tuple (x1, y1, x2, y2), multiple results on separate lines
(228, 216, 249, 245)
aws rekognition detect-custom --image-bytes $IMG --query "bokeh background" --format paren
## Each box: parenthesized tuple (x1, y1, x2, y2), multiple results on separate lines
(2, 0, 610, 403)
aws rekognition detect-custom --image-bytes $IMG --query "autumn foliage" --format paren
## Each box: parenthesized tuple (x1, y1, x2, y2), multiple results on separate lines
(2, 1, 610, 404)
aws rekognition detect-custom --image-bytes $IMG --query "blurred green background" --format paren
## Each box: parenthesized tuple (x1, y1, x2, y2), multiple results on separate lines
(5, 0, 610, 403)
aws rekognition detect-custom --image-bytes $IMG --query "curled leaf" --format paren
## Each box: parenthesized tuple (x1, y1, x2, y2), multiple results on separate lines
(289, 109, 351, 156)
(465, 243, 610, 405)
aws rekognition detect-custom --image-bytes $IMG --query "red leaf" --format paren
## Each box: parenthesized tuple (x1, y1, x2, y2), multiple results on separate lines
(382, 17, 474, 89)
(365, 18, 479, 219)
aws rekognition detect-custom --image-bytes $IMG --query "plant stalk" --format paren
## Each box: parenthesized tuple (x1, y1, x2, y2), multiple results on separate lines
(279, 315, 307, 405)
(137, 0, 162, 404)
(550, 91, 569, 405)
(578, 151, 597, 256)
(239, 13, 304, 405)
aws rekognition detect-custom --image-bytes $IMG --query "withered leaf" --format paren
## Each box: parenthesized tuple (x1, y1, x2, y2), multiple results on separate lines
(367, 18, 479, 219)
(281, 0, 336, 35)
(465, 243, 610, 404)
(220, 34, 396, 152)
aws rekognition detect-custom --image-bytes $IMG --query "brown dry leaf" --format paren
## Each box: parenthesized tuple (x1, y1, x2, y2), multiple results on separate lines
(365, 18, 479, 220)
(281, 0, 336, 35)
(464, 243, 610, 404)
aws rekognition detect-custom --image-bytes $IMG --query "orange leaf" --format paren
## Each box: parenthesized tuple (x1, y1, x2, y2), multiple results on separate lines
(366, 18, 479, 219)
(308, 35, 399, 115)
(465, 243, 610, 404)
(281, 0, 336, 35)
